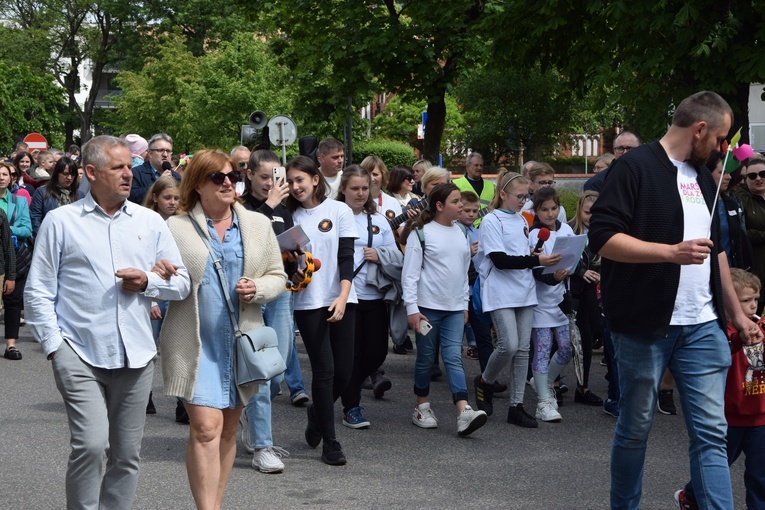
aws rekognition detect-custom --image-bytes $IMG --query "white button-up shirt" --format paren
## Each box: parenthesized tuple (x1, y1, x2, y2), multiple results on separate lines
(24, 194, 191, 369)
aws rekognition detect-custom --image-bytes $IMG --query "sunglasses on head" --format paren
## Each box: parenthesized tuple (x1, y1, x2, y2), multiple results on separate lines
(209, 171, 240, 185)
(747, 171, 765, 181)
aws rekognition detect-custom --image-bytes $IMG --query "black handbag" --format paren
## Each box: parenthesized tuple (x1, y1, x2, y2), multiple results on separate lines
(191, 217, 286, 386)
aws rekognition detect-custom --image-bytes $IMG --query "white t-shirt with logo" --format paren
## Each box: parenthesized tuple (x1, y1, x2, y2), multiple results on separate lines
(478, 210, 537, 311)
(376, 192, 403, 227)
(353, 211, 396, 301)
(669, 158, 716, 325)
(529, 224, 574, 328)
(292, 198, 359, 310)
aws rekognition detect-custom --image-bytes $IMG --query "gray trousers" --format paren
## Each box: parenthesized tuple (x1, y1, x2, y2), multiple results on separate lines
(483, 306, 534, 406)
(52, 341, 154, 510)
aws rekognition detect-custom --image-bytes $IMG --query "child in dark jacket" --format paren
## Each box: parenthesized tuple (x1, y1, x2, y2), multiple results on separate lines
(675, 268, 765, 510)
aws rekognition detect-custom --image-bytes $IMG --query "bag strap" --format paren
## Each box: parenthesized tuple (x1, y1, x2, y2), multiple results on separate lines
(10, 194, 18, 225)
(190, 217, 242, 338)
(352, 213, 374, 278)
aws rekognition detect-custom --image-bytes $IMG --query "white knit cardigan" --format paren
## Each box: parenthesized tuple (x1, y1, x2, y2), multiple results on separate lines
(159, 202, 287, 403)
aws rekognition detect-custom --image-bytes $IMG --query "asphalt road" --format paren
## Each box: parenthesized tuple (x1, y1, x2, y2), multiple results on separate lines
(1, 330, 747, 509)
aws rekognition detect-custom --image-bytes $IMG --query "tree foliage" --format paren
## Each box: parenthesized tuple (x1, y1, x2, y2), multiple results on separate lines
(0, 62, 65, 152)
(245, 0, 491, 161)
(372, 94, 465, 158)
(108, 33, 297, 153)
(487, 0, 765, 141)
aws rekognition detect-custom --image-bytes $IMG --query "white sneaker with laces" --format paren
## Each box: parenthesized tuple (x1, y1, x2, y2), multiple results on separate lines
(252, 446, 289, 473)
(457, 405, 487, 436)
(239, 412, 254, 453)
(548, 386, 559, 411)
(535, 399, 562, 422)
(412, 403, 438, 429)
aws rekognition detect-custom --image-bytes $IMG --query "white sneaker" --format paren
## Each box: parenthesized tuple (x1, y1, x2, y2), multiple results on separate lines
(535, 399, 562, 422)
(412, 403, 438, 429)
(252, 446, 289, 473)
(239, 412, 254, 453)
(457, 405, 487, 437)
(547, 386, 559, 411)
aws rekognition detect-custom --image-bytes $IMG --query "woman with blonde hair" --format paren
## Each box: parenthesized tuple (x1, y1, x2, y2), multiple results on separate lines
(159, 149, 286, 509)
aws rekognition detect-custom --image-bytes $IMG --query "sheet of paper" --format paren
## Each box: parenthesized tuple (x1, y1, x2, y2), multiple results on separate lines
(541, 234, 588, 274)
(276, 225, 310, 252)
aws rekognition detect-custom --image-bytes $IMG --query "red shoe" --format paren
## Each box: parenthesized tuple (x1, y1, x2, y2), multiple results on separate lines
(674, 489, 699, 510)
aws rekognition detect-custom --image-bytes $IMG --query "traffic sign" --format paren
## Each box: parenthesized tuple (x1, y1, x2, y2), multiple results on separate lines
(23, 133, 48, 151)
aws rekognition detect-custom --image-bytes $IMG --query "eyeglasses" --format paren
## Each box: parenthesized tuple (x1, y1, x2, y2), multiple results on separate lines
(535, 180, 555, 186)
(406, 176, 415, 182)
(746, 171, 765, 181)
(60, 172, 74, 177)
(209, 171, 240, 185)
(514, 194, 530, 203)
(150, 148, 172, 154)
(237, 161, 247, 169)
(10, 172, 17, 177)
(614, 146, 637, 154)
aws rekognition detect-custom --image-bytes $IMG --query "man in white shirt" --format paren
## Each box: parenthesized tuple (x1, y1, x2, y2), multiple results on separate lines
(25, 135, 191, 510)
(318, 138, 344, 199)
(230, 145, 251, 196)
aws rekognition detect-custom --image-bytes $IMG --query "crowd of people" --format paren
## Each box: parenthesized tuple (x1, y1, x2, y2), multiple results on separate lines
(3, 90, 764, 510)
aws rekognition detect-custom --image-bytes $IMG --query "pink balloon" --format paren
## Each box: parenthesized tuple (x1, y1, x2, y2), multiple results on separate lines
(733, 144, 755, 161)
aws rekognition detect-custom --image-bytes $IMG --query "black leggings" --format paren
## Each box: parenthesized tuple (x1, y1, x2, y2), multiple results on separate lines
(575, 285, 602, 388)
(341, 299, 388, 411)
(295, 304, 356, 441)
(3, 275, 26, 339)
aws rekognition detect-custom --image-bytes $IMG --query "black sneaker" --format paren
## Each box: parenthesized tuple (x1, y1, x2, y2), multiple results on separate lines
(574, 387, 604, 406)
(491, 381, 508, 394)
(146, 392, 156, 415)
(175, 400, 189, 424)
(657, 389, 677, 415)
(403, 338, 414, 351)
(305, 404, 322, 447)
(361, 376, 373, 390)
(392, 344, 407, 355)
(321, 438, 347, 465)
(474, 375, 494, 416)
(371, 370, 392, 399)
(507, 404, 538, 428)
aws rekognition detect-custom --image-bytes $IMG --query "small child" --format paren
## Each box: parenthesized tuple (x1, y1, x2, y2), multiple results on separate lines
(458, 191, 481, 360)
(675, 268, 765, 509)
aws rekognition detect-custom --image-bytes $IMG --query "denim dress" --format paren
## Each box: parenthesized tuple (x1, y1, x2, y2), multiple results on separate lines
(187, 214, 244, 409)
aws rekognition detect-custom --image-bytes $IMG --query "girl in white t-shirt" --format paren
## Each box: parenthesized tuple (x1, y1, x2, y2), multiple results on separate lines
(528, 186, 573, 422)
(285, 156, 359, 466)
(336, 165, 398, 429)
(475, 173, 561, 428)
(403, 183, 488, 437)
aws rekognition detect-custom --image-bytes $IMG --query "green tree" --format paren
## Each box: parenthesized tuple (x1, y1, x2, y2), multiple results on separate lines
(0, 0, 139, 145)
(455, 64, 587, 164)
(487, 0, 765, 141)
(108, 33, 297, 153)
(0, 62, 65, 152)
(372, 94, 465, 160)
(246, 0, 490, 162)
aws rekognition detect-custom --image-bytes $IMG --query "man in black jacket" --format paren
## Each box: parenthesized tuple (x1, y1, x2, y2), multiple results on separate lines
(589, 91, 761, 509)
(129, 133, 182, 203)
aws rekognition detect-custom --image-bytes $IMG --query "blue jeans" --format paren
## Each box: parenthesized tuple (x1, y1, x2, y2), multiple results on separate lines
(610, 321, 731, 510)
(684, 425, 765, 510)
(244, 291, 293, 449)
(413, 308, 468, 403)
(284, 334, 308, 400)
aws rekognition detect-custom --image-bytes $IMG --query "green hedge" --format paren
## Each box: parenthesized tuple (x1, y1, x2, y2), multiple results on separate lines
(557, 187, 579, 222)
(352, 139, 416, 167)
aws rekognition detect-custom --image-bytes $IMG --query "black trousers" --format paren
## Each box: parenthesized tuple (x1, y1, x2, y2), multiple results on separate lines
(295, 304, 356, 441)
(341, 299, 389, 411)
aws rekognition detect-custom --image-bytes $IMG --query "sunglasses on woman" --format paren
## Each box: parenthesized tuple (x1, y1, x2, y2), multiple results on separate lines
(746, 170, 765, 181)
(209, 171, 240, 185)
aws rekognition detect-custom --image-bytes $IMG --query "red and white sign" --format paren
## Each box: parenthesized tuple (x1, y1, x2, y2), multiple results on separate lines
(23, 133, 48, 151)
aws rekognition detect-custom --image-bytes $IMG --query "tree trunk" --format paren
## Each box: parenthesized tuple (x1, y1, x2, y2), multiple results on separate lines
(423, 92, 446, 163)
